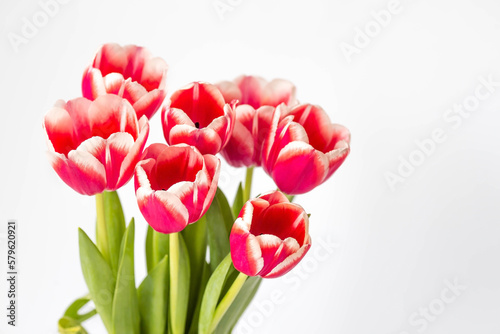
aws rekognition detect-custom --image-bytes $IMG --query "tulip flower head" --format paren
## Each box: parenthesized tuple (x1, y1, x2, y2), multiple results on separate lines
(162, 82, 235, 155)
(82, 43, 168, 119)
(216, 75, 297, 109)
(230, 191, 311, 278)
(262, 103, 351, 195)
(134, 143, 220, 234)
(44, 95, 149, 195)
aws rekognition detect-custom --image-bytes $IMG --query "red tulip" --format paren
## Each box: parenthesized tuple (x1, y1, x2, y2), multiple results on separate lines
(216, 75, 297, 109)
(134, 143, 220, 234)
(230, 191, 311, 278)
(262, 104, 350, 195)
(220, 104, 274, 167)
(82, 43, 168, 120)
(162, 82, 235, 155)
(44, 95, 149, 195)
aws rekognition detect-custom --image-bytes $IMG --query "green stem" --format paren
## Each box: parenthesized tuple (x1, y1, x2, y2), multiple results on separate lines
(209, 272, 248, 333)
(95, 193, 109, 263)
(243, 167, 254, 202)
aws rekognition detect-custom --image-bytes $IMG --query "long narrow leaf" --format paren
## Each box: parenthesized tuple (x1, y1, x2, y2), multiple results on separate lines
(111, 219, 140, 334)
(206, 189, 232, 272)
(181, 216, 208, 323)
(138, 255, 169, 334)
(78, 229, 115, 333)
(187, 262, 211, 334)
(213, 276, 262, 334)
(145, 225, 154, 273)
(198, 254, 232, 334)
(232, 183, 244, 220)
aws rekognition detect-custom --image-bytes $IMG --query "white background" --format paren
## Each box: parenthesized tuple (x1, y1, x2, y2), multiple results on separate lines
(1, 0, 500, 333)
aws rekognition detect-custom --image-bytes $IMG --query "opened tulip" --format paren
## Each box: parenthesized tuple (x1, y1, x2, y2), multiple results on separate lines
(82, 43, 168, 119)
(230, 191, 311, 278)
(162, 82, 235, 155)
(262, 104, 351, 195)
(216, 75, 297, 109)
(134, 143, 220, 234)
(44, 95, 149, 195)
(220, 104, 274, 167)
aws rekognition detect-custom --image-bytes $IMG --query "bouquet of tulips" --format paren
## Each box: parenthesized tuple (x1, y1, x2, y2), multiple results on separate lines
(45, 43, 351, 334)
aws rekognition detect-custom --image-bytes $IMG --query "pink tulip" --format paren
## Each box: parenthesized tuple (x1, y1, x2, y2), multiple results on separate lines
(216, 75, 297, 109)
(162, 82, 235, 155)
(262, 104, 351, 195)
(230, 191, 311, 278)
(134, 143, 220, 234)
(82, 43, 168, 120)
(44, 95, 149, 195)
(220, 104, 274, 167)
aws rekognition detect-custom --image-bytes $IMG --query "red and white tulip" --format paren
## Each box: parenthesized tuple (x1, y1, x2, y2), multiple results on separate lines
(162, 82, 235, 155)
(44, 95, 149, 195)
(134, 143, 220, 234)
(262, 103, 351, 194)
(230, 191, 311, 278)
(82, 43, 168, 120)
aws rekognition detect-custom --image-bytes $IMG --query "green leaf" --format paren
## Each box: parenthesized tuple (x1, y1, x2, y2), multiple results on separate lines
(95, 191, 126, 274)
(111, 219, 140, 334)
(232, 183, 244, 219)
(206, 189, 233, 272)
(138, 255, 169, 334)
(181, 216, 208, 322)
(145, 225, 154, 273)
(213, 276, 262, 334)
(187, 262, 211, 334)
(209, 271, 248, 333)
(198, 254, 233, 334)
(78, 229, 116, 333)
(58, 316, 88, 334)
(169, 233, 190, 334)
(58, 296, 96, 334)
(62, 296, 96, 323)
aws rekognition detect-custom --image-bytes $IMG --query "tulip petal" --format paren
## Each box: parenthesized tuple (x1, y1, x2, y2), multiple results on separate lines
(168, 125, 222, 155)
(272, 141, 328, 194)
(251, 203, 308, 243)
(82, 67, 106, 100)
(230, 219, 264, 276)
(140, 56, 168, 91)
(201, 154, 221, 214)
(48, 137, 107, 195)
(115, 117, 150, 188)
(169, 82, 225, 127)
(136, 188, 190, 234)
(133, 89, 166, 119)
(261, 79, 297, 107)
(220, 121, 254, 167)
(255, 234, 282, 276)
(105, 132, 135, 189)
(262, 243, 311, 279)
(216, 80, 242, 104)
(234, 75, 266, 109)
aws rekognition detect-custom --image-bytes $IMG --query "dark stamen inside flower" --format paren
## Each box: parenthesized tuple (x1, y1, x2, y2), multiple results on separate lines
(195, 122, 200, 128)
